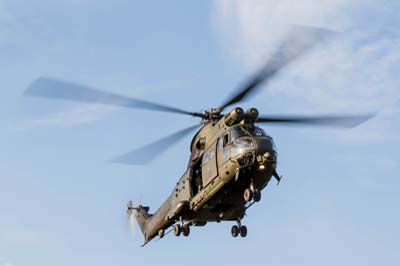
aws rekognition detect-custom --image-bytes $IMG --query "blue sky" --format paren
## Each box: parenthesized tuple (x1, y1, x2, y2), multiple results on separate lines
(0, 1, 399, 265)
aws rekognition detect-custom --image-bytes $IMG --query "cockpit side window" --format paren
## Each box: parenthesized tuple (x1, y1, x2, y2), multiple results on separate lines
(223, 134, 229, 147)
(219, 134, 230, 162)
(253, 127, 267, 137)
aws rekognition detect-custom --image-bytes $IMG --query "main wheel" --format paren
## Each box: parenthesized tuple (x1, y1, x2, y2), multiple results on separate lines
(239, 225, 247, 237)
(244, 188, 253, 202)
(182, 224, 190, 237)
(253, 190, 261, 202)
(158, 229, 165, 238)
(231, 225, 239, 237)
(174, 224, 182, 237)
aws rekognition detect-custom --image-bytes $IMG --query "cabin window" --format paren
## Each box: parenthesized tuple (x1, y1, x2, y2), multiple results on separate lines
(218, 136, 223, 151)
(202, 147, 215, 165)
(209, 147, 215, 160)
(203, 151, 209, 164)
(196, 137, 206, 150)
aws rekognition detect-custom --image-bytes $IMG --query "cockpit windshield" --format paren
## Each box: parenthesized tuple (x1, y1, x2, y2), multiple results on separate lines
(245, 126, 277, 151)
(231, 138, 256, 157)
(229, 125, 276, 153)
(249, 126, 268, 137)
(231, 125, 270, 139)
(230, 126, 249, 140)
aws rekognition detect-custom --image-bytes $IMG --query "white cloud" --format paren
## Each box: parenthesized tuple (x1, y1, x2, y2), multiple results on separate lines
(0, 257, 13, 266)
(213, 0, 400, 142)
(20, 104, 114, 129)
(213, 0, 352, 63)
(0, 1, 15, 43)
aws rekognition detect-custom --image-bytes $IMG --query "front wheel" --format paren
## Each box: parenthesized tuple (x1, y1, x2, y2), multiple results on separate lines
(253, 190, 261, 202)
(231, 225, 239, 237)
(244, 188, 253, 202)
(239, 225, 247, 237)
(174, 224, 182, 237)
(182, 224, 190, 237)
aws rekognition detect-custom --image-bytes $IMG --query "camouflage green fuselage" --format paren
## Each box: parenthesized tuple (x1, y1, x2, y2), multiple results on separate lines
(136, 108, 277, 243)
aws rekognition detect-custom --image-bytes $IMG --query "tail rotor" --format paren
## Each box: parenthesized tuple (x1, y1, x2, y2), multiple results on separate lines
(126, 200, 139, 239)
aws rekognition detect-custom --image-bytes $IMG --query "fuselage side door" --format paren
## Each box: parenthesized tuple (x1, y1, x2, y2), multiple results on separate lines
(217, 132, 230, 168)
(201, 141, 218, 187)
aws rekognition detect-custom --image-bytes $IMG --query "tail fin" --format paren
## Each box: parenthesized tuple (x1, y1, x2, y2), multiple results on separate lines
(135, 205, 152, 234)
(127, 201, 152, 239)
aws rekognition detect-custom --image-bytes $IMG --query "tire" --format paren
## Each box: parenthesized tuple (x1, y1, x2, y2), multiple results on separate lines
(174, 224, 182, 237)
(244, 188, 253, 202)
(253, 190, 261, 202)
(182, 224, 190, 237)
(158, 229, 165, 238)
(231, 225, 239, 237)
(239, 225, 247, 237)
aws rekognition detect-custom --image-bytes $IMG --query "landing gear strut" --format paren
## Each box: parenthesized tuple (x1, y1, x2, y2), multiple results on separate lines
(231, 219, 247, 238)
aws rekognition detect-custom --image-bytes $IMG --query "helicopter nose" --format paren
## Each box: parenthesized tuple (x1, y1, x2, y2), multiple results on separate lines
(256, 152, 277, 170)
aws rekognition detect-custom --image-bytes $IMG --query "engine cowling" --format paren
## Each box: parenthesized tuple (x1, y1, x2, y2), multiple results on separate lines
(245, 108, 259, 122)
(224, 107, 244, 126)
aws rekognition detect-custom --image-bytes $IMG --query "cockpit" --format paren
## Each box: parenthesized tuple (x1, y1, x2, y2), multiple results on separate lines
(230, 125, 269, 138)
(229, 125, 277, 159)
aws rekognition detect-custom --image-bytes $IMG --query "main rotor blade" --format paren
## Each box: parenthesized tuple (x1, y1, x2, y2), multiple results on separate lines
(111, 124, 200, 165)
(25, 77, 204, 118)
(257, 114, 375, 128)
(219, 26, 334, 111)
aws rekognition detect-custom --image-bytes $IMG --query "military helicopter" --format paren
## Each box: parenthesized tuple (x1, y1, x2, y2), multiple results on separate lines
(24, 26, 373, 246)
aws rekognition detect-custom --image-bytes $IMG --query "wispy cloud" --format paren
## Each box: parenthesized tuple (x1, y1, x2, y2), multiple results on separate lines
(0, 1, 15, 44)
(213, 1, 400, 142)
(0, 257, 13, 266)
(18, 104, 115, 130)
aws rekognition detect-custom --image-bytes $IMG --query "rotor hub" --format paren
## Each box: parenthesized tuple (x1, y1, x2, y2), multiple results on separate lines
(203, 108, 223, 124)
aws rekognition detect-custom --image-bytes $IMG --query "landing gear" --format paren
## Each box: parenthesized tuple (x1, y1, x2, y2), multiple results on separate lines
(231, 225, 239, 237)
(182, 224, 190, 237)
(243, 188, 253, 202)
(158, 229, 165, 238)
(174, 222, 191, 237)
(239, 225, 247, 237)
(253, 190, 261, 202)
(231, 220, 247, 238)
(244, 182, 261, 203)
(173, 224, 181, 237)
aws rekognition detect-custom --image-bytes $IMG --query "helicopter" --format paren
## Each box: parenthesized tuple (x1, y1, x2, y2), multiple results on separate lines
(24, 26, 374, 246)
